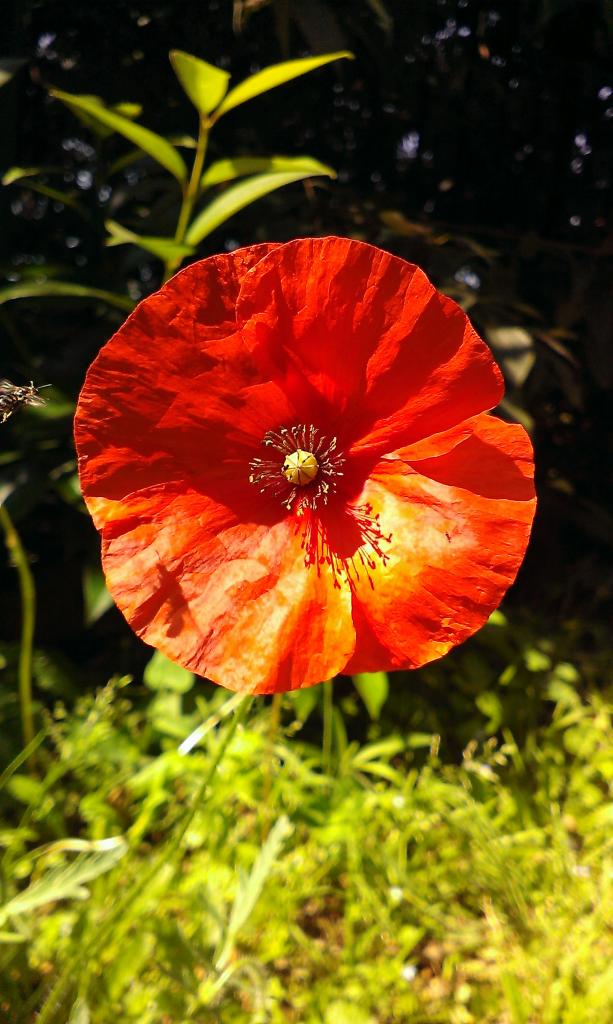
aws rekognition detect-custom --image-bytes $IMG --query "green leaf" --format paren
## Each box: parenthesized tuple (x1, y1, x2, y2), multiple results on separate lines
(68, 998, 91, 1024)
(186, 167, 334, 246)
(83, 566, 114, 626)
(212, 51, 354, 121)
(0, 731, 47, 792)
(352, 672, 389, 720)
(524, 648, 552, 673)
(0, 281, 134, 312)
(0, 930, 27, 944)
(144, 651, 195, 695)
(289, 687, 319, 724)
(325, 1002, 375, 1024)
(201, 154, 336, 189)
(105, 219, 195, 261)
(475, 691, 504, 733)
(6, 775, 45, 806)
(2, 166, 42, 186)
(170, 50, 230, 115)
(55, 94, 142, 140)
(352, 737, 403, 766)
(501, 970, 529, 1024)
(109, 135, 196, 176)
(216, 816, 292, 970)
(0, 837, 127, 926)
(50, 89, 187, 184)
(406, 732, 436, 749)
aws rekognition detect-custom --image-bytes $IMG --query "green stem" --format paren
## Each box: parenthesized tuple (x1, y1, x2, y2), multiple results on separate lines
(322, 681, 333, 775)
(0, 504, 35, 754)
(163, 114, 210, 283)
(261, 693, 282, 838)
(36, 694, 252, 1024)
(170, 694, 252, 856)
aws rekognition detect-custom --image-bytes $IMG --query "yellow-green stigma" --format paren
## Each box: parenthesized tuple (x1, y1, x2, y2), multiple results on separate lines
(249, 423, 344, 511)
(282, 449, 319, 486)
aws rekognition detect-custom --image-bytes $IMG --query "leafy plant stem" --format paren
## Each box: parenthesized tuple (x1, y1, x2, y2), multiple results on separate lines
(0, 504, 36, 757)
(35, 694, 253, 1024)
(165, 114, 210, 281)
(322, 681, 333, 775)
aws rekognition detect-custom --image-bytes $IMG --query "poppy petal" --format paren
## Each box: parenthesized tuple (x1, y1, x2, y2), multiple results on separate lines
(99, 483, 355, 693)
(237, 236, 502, 455)
(344, 414, 536, 673)
(75, 243, 283, 529)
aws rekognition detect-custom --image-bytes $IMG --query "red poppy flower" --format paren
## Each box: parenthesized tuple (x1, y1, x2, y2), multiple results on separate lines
(75, 237, 536, 694)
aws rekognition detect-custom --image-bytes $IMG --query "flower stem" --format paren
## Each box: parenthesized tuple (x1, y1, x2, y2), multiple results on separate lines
(322, 681, 333, 775)
(35, 694, 252, 1024)
(163, 114, 210, 283)
(0, 503, 35, 755)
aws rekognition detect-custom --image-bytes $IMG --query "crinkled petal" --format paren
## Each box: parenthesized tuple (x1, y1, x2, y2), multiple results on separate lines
(237, 236, 502, 456)
(344, 414, 536, 673)
(99, 483, 355, 694)
(75, 243, 282, 529)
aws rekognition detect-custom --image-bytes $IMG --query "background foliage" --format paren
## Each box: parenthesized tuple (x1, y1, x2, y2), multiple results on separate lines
(0, 2, 611, 1022)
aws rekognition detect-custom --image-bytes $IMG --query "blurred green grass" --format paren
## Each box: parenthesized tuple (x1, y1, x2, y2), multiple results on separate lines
(0, 614, 611, 1023)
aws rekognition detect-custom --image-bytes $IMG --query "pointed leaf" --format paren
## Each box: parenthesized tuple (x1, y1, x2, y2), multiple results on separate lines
(0, 281, 134, 312)
(55, 94, 142, 140)
(185, 168, 334, 246)
(216, 816, 292, 969)
(109, 134, 196, 176)
(0, 837, 127, 925)
(212, 51, 354, 121)
(50, 89, 187, 184)
(83, 566, 113, 626)
(105, 219, 194, 261)
(170, 50, 230, 115)
(352, 672, 389, 720)
(2, 166, 42, 186)
(201, 154, 336, 189)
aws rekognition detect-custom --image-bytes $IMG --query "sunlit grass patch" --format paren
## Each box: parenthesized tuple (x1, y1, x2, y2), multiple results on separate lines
(0, 639, 610, 1023)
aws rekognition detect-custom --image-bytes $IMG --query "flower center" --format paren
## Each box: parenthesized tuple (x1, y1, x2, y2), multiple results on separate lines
(282, 449, 319, 486)
(249, 424, 344, 511)
(249, 423, 392, 590)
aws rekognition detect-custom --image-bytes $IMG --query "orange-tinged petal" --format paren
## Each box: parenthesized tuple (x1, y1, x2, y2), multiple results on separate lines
(99, 483, 355, 693)
(237, 236, 502, 456)
(75, 243, 281, 529)
(344, 414, 536, 673)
